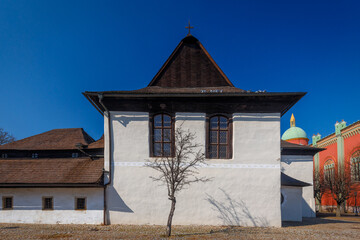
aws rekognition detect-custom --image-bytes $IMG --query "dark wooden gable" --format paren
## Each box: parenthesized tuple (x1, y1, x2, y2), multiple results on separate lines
(148, 35, 234, 88)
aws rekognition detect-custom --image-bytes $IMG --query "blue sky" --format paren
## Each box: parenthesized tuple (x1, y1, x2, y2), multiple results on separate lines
(0, 0, 359, 142)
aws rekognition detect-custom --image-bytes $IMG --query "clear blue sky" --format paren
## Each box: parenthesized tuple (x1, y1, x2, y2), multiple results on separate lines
(0, 0, 359, 142)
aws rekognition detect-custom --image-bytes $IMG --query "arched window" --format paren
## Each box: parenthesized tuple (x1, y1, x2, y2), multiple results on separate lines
(207, 115, 232, 159)
(324, 160, 335, 181)
(351, 150, 360, 182)
(151, 113, 173, 157)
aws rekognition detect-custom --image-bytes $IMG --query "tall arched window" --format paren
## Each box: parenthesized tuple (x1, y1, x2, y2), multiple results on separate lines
(207, 115, 232, 159)
(324, 159, 335, 181)
(351, 150, 360, 181)
(151, 113, 173, 157)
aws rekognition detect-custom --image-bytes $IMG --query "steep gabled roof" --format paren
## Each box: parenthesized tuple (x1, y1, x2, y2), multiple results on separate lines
(0, 128, 95, 150)
(147, 35, 235, 88)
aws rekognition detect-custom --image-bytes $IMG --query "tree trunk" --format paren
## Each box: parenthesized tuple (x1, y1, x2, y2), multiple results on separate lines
(319, 203, 322, 213)
(166, 197, 176, 237)
(336, 203, 341, 217)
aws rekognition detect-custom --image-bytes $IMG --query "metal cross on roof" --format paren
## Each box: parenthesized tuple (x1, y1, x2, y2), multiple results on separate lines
(185, 21, 194, 35)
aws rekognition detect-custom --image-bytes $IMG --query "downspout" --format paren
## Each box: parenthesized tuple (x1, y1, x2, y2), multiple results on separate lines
(98, 93, 112, 225)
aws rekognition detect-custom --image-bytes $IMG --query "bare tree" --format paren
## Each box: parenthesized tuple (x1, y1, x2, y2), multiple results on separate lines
(146, 127, 211, 237)
(0, 128, 15, 145)
(325, 163, 352, 217)
(314, 169, 327, 212)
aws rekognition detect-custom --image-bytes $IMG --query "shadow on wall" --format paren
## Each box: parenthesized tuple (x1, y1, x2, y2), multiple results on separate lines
(206, 188, 269, 227)
(105, 185, 134, 224)
(112, 114, 149, 127)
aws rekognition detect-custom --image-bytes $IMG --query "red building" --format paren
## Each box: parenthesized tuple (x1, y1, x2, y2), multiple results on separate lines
(313, 120, 360, 212)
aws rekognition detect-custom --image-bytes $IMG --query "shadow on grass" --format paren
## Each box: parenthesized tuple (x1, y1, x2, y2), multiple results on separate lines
(168, 226, 243, 238)
(0, 226, 20, 230)
(283, 216, 360, 227)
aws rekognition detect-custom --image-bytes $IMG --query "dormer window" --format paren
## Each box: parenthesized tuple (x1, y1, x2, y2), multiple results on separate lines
(32, 153, 38, 159)
(1, 154, 8, 158)
(72, 153, 79, 158)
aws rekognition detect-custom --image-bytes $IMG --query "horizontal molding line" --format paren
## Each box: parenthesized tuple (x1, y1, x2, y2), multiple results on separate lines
(105, 162, 280, 169)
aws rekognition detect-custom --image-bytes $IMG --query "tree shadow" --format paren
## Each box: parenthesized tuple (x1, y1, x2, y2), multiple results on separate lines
(205, 188, 269, 227)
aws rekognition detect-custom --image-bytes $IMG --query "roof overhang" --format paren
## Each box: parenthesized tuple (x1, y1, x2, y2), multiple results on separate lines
(281, 173, 312, 187)
(83, 91, 306, 116)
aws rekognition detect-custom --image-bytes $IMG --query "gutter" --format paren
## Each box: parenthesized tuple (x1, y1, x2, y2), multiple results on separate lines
(98, 93, 112, 225)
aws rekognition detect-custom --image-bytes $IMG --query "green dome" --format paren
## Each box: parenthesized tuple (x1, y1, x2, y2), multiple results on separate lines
(281, 127, 308, 141)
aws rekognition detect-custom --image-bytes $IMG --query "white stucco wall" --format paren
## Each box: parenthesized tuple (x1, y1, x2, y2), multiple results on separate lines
(0, 188, 103, 224)
(281, 186, 302, 221)
(281, 155, 315, 218)
(106, 111, 282, 227)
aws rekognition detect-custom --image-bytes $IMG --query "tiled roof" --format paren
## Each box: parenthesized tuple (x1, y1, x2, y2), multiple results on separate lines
(0, 157, 103, 184)
(88, 135, 104, 149)
(0, 128, 95, 150)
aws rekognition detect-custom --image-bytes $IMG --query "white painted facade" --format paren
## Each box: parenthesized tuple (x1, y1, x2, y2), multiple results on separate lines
(281, 155, 316, 218)
(105, 111, 282, 227)
(0, 188, 103, 224)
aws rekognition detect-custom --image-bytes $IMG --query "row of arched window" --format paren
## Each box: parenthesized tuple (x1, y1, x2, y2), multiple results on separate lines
(323, 150, 360, 182)
(150, 113, 232, 159)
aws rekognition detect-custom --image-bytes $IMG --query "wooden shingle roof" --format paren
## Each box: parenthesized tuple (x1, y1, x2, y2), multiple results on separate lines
(148, 35, 235, 88)
(0, 128, 95, 150)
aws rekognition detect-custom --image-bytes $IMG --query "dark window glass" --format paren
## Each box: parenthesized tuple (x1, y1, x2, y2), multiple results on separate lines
(152, 114, 173, 157)
(76, 198, 86, 210)
(43, 197, 53, 210)
(3, 197, 13, 209)
(351, 151, 360, 181)
(208, 116, 230, 159)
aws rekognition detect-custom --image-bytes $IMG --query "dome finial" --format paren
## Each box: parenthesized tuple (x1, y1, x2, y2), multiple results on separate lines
(290, 113, 295, 127)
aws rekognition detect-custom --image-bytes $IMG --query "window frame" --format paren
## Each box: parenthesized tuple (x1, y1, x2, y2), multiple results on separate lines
(206, 114, 233, 159)
(75, 197, 87, 210)
(351, 150, 360, 182)
(324, 159, 335, 181)
(2, 196, 13, 210)
(42, 196, 54, 210)
(149, 112, 175, 158)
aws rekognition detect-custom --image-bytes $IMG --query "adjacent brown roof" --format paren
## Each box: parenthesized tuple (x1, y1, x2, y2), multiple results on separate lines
(88, 135, 104, 149)
(0, 157, 103, 185)
(0, 128, 95, 150)
(148, 35, 235, 88)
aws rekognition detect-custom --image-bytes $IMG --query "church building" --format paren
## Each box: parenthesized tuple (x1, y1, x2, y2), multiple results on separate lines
(83, 34, 312, 226)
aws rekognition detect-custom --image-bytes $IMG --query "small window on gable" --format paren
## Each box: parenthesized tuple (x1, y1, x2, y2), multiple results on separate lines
(75, 197, 86, 210)
(207, 115, 232, 159)
(2, 196, 13, 210)
(42, 197, 53, 210)
(32, 153, 38, 159)
(150, 113, 174, 157)
(1, 154, 8, 158)
(72, 153, 79, 158)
